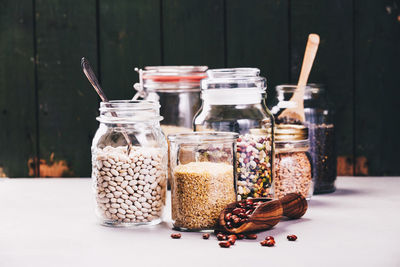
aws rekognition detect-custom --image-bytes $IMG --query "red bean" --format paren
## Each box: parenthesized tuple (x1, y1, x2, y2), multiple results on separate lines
(171, 233, 181, 239)
(228, 235, 237, 241)
(245, 234, 257, 239)
(202, 233, 210, 239)
(219, 241, 231, 248)
(236, 234, 245, 240)
(217, 233, 228, 241)
(287, 234, 297, 241)
(232, 208, 243, 215)
(265, 236, 275, 241)
(260, 239, 275, 247)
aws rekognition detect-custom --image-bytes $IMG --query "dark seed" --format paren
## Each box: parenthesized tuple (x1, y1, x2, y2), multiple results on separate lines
(171, 233, 181, 239)
(219, 241, 231, 248)
(202, 233, 210, 239)
(225, 213, 232, 221)
(287, 234, 297, 241)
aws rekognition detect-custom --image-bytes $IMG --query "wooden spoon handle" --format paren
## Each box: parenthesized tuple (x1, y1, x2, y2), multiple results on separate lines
(280, 193, 308, 219)
(291, 34, 320, 104)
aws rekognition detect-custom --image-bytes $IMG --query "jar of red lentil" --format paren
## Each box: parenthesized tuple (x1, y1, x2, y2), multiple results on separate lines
(274, 124, 312, 199)
(193, 68, 275, 200)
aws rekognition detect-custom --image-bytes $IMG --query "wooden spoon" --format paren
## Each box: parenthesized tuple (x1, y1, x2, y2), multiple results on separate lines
(278, 34, 320, 123)
(218, 193, 308, 234)
(81, 57, 132, 153)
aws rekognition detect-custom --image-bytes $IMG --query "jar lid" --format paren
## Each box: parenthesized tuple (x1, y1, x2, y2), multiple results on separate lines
(275, 124, 308, 142)
(135, 66, 208, 93)
(168, 132, 238, 144)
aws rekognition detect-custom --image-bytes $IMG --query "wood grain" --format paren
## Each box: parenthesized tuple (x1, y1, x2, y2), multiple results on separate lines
(354, 0, 400, 175)
(162, 0, 225, 67)
(99, 0, 161, 100)
(0, 0, 37, 177)
(226, 0, 289, 107)
(290, 0, 355, 175)
(35, 0, 99, 177)
(218, 194, 307, 234)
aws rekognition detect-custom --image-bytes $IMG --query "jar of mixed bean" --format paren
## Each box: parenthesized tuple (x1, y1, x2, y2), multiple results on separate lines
(193, 68, 275, 200)
(274, 124, 312, 199)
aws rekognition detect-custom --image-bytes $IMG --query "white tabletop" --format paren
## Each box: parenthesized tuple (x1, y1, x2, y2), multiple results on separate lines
(0, 177, 399, 267)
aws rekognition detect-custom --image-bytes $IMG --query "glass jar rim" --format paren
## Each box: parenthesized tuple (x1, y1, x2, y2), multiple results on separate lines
(97, 100, 163, 123)
(206, 68, 260, 78)
(135, 66, 208, 93)
(201, 68, 266, 91)
(168, 131, 239, 144)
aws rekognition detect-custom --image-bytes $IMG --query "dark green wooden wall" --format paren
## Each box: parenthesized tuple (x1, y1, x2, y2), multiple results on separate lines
(0, 0, 399, 177)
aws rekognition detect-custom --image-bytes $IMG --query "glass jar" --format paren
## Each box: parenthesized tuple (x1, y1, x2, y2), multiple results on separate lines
(91, 100, 168, 226)
(274, 125, 312, 199)
(193, 68, 275, 200)
(133, 66, 207, 134)
(134, 66, 207, 187)
(271, 84, 337, 194)
(168, 132, 238, 231)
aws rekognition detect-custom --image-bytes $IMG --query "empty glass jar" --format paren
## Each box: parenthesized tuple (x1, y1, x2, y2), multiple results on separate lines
(194, 68, 275, 200)
(168, 132, 238, 231)
(91, 100, 168, 227)
(133, 66, 207, 135)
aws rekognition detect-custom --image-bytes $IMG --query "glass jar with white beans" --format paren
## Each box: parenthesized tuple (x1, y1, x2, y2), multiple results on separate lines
(91, 100, 168, 227)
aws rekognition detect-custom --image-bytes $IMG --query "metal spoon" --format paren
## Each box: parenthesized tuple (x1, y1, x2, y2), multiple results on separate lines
(81, 57, 132, 153)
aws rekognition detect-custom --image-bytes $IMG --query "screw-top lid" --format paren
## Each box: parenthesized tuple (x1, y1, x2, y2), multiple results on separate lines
(275, 124, 308, 142)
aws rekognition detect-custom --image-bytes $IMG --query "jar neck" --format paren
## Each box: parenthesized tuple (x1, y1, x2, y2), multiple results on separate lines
(97, 100, 163, 124)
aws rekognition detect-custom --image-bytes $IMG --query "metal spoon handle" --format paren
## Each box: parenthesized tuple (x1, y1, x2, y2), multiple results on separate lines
(81, 57, 132, 153)
(81, 58, 108, 102)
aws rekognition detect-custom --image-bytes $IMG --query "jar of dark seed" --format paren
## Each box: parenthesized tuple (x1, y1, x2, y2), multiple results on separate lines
(271, 84, 337, 194)
(274, 125, 312, 199)
(193, 68, 275, 200)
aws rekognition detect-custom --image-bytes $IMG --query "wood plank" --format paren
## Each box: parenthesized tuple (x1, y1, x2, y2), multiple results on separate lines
(35, 0, 99, 177)
(290, 0, 354, 175)
(226, 0, 289, 106)
(99, 0, 161, 100)
(0, 0, 37, 177)
(354, 0, 400, 175)
(162, 0, 225, 67)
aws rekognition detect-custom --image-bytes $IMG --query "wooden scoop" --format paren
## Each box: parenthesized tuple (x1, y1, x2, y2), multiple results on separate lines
(278, 34, 320, 123)
(218, 193, 308, 234)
